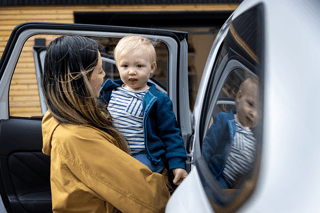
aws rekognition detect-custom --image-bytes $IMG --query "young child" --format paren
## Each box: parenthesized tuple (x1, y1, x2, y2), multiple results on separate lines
(99, 35, 188, 185)
(202, 76, 259, 189)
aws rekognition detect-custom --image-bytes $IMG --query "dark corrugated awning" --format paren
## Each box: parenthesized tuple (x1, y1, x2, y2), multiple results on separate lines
(0, 0, 242, 6)
(74, 11, 233, 28)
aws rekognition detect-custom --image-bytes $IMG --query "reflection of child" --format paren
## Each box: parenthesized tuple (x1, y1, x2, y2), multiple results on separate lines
(99, 35, 188, 185)
(202, 76, 259, 189)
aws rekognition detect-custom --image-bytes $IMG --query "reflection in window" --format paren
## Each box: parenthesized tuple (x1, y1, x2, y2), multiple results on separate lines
(203, 73, 259, 189)
(209, 69, 246, 128)
(196, 4, 264, 211)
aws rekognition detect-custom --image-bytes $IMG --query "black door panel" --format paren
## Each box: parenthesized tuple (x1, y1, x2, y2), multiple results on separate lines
(0, 118, 52, 213)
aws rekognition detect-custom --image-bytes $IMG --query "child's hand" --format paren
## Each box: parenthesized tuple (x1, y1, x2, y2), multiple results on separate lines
(172, 168, 188, 185)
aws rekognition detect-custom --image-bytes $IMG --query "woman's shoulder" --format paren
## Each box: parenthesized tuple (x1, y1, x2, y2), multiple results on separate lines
(54, 124, 115, 148)
(42, 113, 113, 157)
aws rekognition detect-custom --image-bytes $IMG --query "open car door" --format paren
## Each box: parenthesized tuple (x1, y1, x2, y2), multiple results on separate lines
(0, 22, 192, 213)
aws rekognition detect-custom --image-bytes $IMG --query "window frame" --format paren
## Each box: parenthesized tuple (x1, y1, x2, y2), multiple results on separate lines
(1, 24, 184, 119)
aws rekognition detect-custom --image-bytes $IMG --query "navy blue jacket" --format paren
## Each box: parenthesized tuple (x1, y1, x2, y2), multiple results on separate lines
(99, 79, 187, 170)
(202, 110, 236, 187)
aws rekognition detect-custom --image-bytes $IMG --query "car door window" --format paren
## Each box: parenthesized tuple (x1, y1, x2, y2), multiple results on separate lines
(195, 4, 264, 212)
(207, 69, 246, 130)
(32, 36, 170, 116)
(9, 35, 45, 117)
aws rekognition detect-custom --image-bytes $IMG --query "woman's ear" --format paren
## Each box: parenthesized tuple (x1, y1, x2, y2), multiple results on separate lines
(150, 61, 157, 78)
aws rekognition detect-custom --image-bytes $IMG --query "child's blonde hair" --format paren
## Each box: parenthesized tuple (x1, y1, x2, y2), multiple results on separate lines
(114, 35, 156, 67)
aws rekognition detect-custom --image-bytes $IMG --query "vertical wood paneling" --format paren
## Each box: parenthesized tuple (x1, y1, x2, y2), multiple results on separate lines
(0, 6, 74, 117)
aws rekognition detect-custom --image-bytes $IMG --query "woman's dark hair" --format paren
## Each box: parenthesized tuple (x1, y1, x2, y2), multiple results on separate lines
(41, 35, 129, 153)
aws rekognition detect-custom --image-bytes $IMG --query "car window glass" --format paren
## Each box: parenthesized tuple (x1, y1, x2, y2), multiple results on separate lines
(196, 4, 264, 212)
(9, 35, 169, 117)
(208, 69, 246, 129)
(9, 35, 45, 117)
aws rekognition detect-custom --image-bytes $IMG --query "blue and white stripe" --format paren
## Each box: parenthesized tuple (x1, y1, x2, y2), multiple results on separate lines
(222, 121, 256, 188)
(107, 86, 146, 154)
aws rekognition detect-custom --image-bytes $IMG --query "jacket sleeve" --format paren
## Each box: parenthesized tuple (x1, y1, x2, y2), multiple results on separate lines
(202, 112, 232, 177)
(155, 95, 187, 170)
(57, 126, 170, 213)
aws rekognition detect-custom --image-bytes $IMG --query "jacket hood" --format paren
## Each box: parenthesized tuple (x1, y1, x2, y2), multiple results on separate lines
(42, 111, 60, 156)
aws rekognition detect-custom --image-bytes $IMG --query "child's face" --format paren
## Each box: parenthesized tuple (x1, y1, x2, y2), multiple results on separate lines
(235, 84, 259, 129)
(117, 47, 156, 91)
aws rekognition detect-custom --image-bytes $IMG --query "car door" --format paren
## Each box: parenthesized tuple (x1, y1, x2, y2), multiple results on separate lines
(167, 3, 264, 213)
(0, 22, 191, 213)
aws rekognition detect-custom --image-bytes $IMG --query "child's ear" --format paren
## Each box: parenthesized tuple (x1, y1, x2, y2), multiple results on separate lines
(236, 90, 242, 104)
(150, 62, 157, 78)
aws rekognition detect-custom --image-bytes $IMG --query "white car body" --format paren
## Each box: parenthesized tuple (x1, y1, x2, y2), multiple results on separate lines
(167, 0, 320, 212)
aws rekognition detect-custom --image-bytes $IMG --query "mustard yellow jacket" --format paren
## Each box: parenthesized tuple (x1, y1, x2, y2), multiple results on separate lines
(42, 111, 170, 213)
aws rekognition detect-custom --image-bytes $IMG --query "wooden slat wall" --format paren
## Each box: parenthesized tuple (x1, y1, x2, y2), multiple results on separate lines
(0, 4, 238, 117)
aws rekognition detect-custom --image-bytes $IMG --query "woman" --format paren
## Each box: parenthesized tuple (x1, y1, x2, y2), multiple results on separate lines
(41, 35, 170, 213)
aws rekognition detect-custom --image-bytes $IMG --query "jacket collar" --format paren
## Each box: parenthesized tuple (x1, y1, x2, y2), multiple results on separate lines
(100, 79, 157, 93)
(99, 79, 122, 93)
(229, 109, 237, 120)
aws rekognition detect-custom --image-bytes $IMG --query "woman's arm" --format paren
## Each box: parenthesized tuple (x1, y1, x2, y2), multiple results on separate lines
(56, 125, 170, 213)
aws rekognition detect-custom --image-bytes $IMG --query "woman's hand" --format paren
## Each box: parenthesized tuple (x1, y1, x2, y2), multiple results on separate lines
(172, 168, 188, 185)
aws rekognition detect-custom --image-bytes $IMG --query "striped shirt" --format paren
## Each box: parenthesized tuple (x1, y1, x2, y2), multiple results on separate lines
(222, 121, 256, 188)
(107, 86, 147, 154)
